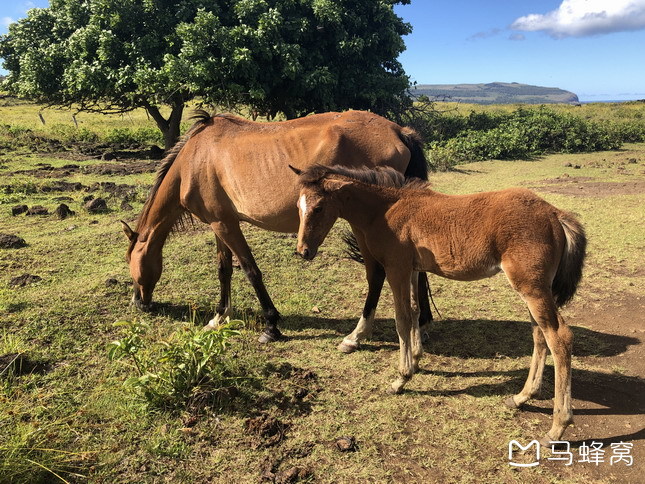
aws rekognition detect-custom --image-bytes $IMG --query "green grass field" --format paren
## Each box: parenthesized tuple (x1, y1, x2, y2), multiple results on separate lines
(0, 104, 643, 483)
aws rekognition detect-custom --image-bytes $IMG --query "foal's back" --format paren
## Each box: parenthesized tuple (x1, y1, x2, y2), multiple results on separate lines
(395, 188, 566, 281)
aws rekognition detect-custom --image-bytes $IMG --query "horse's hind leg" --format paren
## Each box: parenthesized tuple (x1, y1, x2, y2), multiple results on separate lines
(205, 236, 233, 329)
(338, 229, 385, 353)
(505, 317, 547, 408)
(210, 220, 282, 343)
(524, 293, 573, 444)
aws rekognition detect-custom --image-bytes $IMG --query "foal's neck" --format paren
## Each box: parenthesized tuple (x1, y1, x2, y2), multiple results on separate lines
(336, 182, 398, 228)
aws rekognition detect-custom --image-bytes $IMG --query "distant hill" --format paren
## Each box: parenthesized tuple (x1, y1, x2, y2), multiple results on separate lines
(411, 82, 579, 104)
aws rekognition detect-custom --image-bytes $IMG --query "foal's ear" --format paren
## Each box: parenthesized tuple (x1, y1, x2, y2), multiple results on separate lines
(288, 164, 302, 175)
(121, 220, 136, 241)
(321, 178, 352, 192)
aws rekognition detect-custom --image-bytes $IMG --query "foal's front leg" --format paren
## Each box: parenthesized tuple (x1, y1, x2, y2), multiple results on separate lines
(387, 270, 418, 394)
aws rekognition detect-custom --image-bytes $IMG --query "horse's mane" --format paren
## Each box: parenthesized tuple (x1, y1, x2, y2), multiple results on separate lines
(136, 110, 215, 232)
(299, 164, 430, 191)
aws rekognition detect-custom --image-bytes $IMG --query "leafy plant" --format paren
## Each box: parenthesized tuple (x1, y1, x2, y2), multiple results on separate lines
(108, 319, 246, 410)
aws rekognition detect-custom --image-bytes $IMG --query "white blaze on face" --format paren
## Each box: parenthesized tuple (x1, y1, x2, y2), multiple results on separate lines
(298, 194, 308, 216)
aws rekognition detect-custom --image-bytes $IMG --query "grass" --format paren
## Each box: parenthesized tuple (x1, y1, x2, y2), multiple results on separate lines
(0, 103, 643, 482)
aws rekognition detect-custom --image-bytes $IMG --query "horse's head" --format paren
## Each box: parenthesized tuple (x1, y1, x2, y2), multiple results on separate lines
(121, 221, 161, 310)
(289, 165, 351, 261)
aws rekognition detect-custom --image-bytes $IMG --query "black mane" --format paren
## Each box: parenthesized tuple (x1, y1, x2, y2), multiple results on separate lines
(299, 164, 430, 191)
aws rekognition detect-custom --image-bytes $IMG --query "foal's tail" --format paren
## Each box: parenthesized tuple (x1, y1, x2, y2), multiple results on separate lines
(552, 211, 587, 307)
(399, 127, 429, 181)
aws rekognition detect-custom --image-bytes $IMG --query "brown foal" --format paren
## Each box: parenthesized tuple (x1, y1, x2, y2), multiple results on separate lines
(121, 110, 431, 343)
(292, 164, 586, 444)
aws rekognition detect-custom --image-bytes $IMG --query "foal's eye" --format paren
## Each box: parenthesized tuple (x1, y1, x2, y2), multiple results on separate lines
(312, 206, 323, 214)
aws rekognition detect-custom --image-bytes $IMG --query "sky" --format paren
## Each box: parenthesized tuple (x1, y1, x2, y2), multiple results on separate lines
(2, 0, 645, 102)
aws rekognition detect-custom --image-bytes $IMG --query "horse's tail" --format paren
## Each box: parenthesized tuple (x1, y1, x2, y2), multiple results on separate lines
(552, 211, 587, 307)
(399, 127, 429, 181)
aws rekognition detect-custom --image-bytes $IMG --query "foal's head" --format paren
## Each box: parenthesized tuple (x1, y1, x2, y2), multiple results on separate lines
(289, 165, 351, 260)
(121, 221, 161, 310)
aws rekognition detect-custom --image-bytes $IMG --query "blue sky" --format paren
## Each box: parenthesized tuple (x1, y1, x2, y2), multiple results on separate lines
(2, 0, 645, 101)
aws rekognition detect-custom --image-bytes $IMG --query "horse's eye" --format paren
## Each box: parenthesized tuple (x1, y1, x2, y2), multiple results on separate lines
(312, 206, 323, 214)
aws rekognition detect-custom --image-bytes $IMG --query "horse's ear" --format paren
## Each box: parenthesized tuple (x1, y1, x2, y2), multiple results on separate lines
(288, 165, 302, 175)
(121, 220, 136, 241)
(321, 178, 352, 192)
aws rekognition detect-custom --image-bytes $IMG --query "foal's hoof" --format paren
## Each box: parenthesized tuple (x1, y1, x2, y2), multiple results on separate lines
(539, 434, 556, 448)
(504, 396, 520, 409)
(338, 340, 359, 353)
(258, 329, 283, 344)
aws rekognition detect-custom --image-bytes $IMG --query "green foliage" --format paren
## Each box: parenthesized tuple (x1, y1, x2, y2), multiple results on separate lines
(108, 319, 248, 411)
(0, 0, 413, 142)
(425, 106, 633, 168)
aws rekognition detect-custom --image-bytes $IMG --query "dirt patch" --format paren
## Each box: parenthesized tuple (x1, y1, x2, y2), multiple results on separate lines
(0, 233, 26, 249)
(0, 353, 50, 377)
(528, 176, 645, 197)
(82, 161, 157, 176)
(9, 273, 42, 287)
(246, 414, 288, 449)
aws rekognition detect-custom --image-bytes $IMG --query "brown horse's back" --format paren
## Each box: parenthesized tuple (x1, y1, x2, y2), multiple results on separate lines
(397, 188, 567, 281)
(176, 111, 413, 232)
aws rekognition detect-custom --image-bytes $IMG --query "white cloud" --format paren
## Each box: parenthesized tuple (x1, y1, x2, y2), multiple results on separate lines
(512, 0, 645, 38)
(2, 17, 16, 29)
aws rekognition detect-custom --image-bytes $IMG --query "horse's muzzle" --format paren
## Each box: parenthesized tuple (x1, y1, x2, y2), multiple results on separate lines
(298, 246, 316, 261)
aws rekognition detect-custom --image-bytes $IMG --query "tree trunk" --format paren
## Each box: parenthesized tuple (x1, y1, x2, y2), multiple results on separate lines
(146, 101, 184, 152)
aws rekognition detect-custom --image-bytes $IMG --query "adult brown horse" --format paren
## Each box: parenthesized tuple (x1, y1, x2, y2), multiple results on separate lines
(292, 164, 586, 445)
(121, 110, 431, 343)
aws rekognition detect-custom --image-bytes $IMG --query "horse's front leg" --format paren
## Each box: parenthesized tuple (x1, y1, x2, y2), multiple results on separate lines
(204, 236, 233, 329)
(210, 220, 282, 343)
(387, 269, 417, 394)
(338, 229, 385, 353)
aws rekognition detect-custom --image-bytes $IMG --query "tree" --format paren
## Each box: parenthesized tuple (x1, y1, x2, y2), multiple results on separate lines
(0, 0, 413, 149)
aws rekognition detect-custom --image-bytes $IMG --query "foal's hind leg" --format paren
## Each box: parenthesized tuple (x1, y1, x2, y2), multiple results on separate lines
(338, 229, 384, 353)
(387, 269, 417, 394)
(205, 236, 233, 329)
(210, 220, 282, 343)
(505, 317, 547, 408)
(523, 293, 573, 444)
(410, 271, 424, 372)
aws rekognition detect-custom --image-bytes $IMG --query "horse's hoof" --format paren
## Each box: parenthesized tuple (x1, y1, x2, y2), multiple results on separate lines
(539, 434, 555, 448)
(421, 330, 430, 344)
(258, 329, 283, 344)
(338, 340, 359, 353)
(504, 396, 520, 409)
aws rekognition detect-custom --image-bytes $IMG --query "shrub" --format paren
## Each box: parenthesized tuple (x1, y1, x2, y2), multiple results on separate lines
(108, 319, 248, 411)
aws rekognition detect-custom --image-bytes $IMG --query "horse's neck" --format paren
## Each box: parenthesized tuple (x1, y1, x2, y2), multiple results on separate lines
(138, 180, 184, 251)
(337, 183, 396, 229)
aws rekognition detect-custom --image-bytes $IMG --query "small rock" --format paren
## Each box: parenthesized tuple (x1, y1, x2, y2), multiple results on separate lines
(120, 200, 133, 211)
(65, 225, 78, 231)
(335, 436, 357, 452)
(563, 162, 572, 167)
(0, 234, 27, 249)
(105, 278, 119, 287)
(9, 273, 42, 287)
(26, 205, 48, 216)
(311, 306, 321, 314)
(275, 466, 309, 484)
(84, 198, 108, 213)
(11, 205, 28, 216)
(89, 220, 99, 225)
(573, 164, 581, 169)
(148, 145, 165, 159)
(54, 203, 75, 220)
